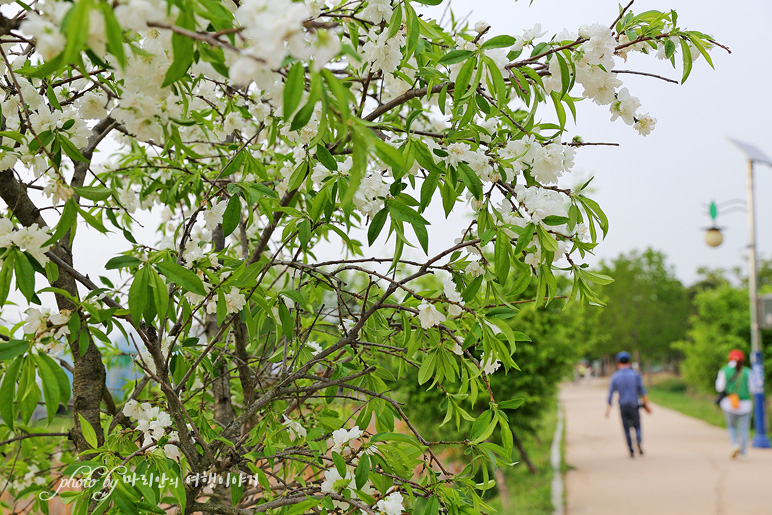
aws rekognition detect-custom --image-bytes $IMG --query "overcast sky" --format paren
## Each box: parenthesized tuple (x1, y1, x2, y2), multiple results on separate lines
(442, 0, 772, 285)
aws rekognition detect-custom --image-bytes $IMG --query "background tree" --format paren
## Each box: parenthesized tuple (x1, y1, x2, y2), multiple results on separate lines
(0, 1, 719, 514)
(594, 248, 690, 378)
(676, 260, 772, 392)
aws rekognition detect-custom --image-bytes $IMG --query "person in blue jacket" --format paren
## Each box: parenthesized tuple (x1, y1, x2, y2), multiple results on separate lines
(605, 351, 652, 457)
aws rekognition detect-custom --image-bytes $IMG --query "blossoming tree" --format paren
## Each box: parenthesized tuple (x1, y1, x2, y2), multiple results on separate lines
(0, 0, 719, 513)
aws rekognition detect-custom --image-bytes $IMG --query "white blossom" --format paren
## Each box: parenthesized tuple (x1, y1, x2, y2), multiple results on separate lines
(282, 415, 307, 439)
(417, 301, 446, 329)
(224, 287, 246, 315)
(331, 426, 364, 453)
(634, 113, 657, 136)
(609, 87, 641, 125)
(376, 491, 404, 515)
(204, 199, 229, 230)
(480, 353, 501, 375)
(466, 261, 484, 277)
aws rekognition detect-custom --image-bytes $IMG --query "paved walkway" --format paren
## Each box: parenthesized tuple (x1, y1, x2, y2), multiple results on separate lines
(561, 379, 772, 515)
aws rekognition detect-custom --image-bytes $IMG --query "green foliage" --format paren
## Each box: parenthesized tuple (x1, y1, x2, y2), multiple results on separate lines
(594, 249, 690, 367)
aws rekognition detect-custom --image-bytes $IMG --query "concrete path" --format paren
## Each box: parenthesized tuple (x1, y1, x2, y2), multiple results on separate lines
(561, 379, 772, 515)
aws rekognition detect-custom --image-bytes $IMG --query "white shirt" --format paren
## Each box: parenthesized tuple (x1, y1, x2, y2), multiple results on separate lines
(715, 362, 760, 415)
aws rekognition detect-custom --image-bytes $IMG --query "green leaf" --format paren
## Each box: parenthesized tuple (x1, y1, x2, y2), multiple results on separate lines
(389, 200, 429, 226)
(0, 254, 13, 306)
(148, 267, 169, 321)
(278, 301, 294, 340)
(481, 35, 516, 50)
(499, 398, 524, 410)
(100, 3, 126, 68)
(105, 255, 142, 270)
(456, 162, 482, 200)
(72, 186, 111, 201)
(418, 351, 437, 385)
(44, 199, 76, 246)
(453, 57, 476, 104)
(438, 50, 474, 66)
(78, 413, 99, 449)
(316, 143, 337, 171)
(128, 266, 149, 323)
(332, 451, 347, 477)
(420, 170, 440, 211)
(387, 3, 403, 39)
(341, 127, 368, 206)
(541, 215, 569, 226)
(679, 38, 693, 83)
(46, 85, 62, 111)
(355, 455, 370, 490)
(34, 353, 62, 423)
(155, 260, 206, 295)
(404, 2, 419, 59)
(13, 250, 36, 301)
(470, 410, 493, 441)
(494, 231, 510, 284)
(162, 6, 195, 86)
(374, 140, 405, 171)
(298, 219, 311, 250)
(536, 225, 559, 253)
(0, 355, 23, 428)
(59, 136, 88, 162)
(368, 209, 388, 245)
(0, 130, 25, 144)
(0, 340, 28, 361)
(62, 0, 92, 66)
(423, 496, 440, 515)
(284, 62, 305, 120)
(222, 195, 242, 237)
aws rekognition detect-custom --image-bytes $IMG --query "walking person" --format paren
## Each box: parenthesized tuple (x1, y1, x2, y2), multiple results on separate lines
(715, 349, 758, 459)
(605, 351, 652, 457)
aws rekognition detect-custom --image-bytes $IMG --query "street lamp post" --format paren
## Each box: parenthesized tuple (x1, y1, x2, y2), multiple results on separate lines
(730, 139, 772, 448)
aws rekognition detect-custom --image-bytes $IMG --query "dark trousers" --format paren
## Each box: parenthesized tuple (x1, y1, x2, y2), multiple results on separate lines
(619, 404, 642, 452)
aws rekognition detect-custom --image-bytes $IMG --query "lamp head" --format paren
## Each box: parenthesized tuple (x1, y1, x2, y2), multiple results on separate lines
(705, 227, 723, 247)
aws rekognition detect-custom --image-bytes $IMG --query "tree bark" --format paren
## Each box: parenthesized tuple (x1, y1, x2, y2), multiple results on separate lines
(0, 169, 106, 453)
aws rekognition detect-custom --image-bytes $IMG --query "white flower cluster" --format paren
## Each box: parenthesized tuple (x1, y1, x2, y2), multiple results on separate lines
(361, 0, 393, 24)
(123, 400, 181, 459)
(362, 27, 405, 75)
(376, 491, 405, 515)
(480, 352, 501, 376)
(203, 199, 229, 231)
(231, 0, 339, 83)
(0, 464, 47, 493)
(114, 0, 173, 33)
(445, 142, 498, 182)
(20, 11, 66, 61)
(443, 277, 464, 317)
(312, 156, 352, 187)
(205, 287, 247, 316)
(550, 23, 657, 136)
(353, 174, 390, 218)
(417, 301, 445, 329)
(0, 217, 51, 266)
(499, 136, 575, 185)
(282, 415, 307, 440)
(331, 425, 364, 453)
(22, 307, 70, 354)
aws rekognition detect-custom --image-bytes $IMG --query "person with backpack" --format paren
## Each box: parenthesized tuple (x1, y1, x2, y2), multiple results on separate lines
(605, 351, 652, 457)
(715, 349, 759, 459)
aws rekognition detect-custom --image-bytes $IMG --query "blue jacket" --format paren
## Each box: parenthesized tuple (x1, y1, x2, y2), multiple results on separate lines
(608, 368, 646, 408)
